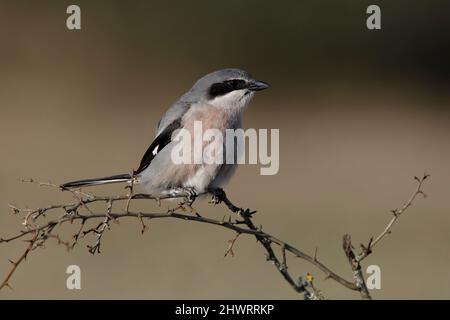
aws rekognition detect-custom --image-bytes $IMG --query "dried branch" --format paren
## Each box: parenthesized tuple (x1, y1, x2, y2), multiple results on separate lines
(224, 232, 240, 257)
(0, 175, 429, 299)
(357, 174, 430, 262)
(340, 173, 430, 299)
(0, 231, 39, 290)
(343, 234, 371, 299)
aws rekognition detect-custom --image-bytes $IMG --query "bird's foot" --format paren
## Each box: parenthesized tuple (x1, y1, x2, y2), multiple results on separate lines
(173, 187, 200, 216)
(182, 187, 198, 206)
(238, 208, 256, 218)
(208, 188, 257, 218)
(209, 188, 226, 206)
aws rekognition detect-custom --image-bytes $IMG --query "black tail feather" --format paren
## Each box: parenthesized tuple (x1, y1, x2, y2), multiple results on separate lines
(61, 174, 131, 189)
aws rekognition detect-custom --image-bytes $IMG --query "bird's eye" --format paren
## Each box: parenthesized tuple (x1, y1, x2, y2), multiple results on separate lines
(229, 79, 246, 90)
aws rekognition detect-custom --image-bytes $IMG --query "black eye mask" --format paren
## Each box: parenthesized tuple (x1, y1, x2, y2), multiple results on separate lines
(208, 79, 248, 98)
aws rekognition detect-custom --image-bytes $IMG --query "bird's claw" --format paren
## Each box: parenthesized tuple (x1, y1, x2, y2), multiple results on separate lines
(239, 208, 256, 218)
(174, 187, 200, 216)
(182, 187, 198, 206)
(209, 188, 226, 206)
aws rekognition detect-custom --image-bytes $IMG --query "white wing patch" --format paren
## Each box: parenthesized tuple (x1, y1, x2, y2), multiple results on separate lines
(152, 145, 159, 156)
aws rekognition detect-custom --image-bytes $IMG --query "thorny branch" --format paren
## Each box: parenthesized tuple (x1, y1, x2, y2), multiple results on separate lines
(0, 231, 39, 290)
(0, 174, 429, 299)
(340, 173, 430, 299)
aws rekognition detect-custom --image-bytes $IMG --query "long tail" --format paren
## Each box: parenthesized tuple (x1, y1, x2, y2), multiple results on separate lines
(61, 173, 132, 189)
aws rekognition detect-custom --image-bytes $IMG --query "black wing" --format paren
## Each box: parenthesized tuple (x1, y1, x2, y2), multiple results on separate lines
(134, 119, 181, 175)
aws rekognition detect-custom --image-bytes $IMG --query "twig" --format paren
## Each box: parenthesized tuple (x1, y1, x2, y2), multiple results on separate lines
(340, 173, 430, 299)
(0, 175, 429, 299)
(0, 231, 39, 290)
(86, 217, 110, 255)
(224, 232, 240, 257)
(343, 234, 371, 299)
(357, 173, 430, 261)
(124, 172, 136, 213)
(137, 212, 149, 234)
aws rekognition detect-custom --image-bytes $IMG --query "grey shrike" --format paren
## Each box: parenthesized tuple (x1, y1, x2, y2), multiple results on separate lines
(61, 68, 269, 199)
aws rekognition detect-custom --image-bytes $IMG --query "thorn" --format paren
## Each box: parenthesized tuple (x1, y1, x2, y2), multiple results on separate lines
(8, 259, 16, 265)
(8, 204, 20, 215)
(418, 190, 427, 198)
(368, 236, 373, 248)
(4, 283, 13, 290)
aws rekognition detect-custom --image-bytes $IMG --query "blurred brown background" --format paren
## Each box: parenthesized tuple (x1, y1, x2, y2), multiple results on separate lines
(0, 0, 449, 299)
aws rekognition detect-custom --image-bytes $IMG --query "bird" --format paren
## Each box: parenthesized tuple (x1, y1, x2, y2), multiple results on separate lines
(61, 68, 269, 202)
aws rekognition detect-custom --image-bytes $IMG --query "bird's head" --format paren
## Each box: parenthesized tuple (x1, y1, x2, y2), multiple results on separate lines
(186, 68, 270, 111)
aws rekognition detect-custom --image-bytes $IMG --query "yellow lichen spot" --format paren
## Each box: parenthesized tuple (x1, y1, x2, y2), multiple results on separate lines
(306, 273, 314, 282)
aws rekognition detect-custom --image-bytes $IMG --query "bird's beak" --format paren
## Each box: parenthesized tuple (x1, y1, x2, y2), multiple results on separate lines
(248, 80, 270, 91)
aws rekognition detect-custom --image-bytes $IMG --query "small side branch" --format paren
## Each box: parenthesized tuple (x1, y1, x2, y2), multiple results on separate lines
(0, 231, 39, 290)
(357, 173, 430, 261)
(340, 173, 430, 299)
